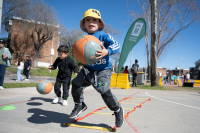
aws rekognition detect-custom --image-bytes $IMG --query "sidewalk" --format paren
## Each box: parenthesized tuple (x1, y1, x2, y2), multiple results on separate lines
(4, 74, 56, 83)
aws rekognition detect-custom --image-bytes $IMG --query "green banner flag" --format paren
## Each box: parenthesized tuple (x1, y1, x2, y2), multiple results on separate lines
(117, 18, 147, 77)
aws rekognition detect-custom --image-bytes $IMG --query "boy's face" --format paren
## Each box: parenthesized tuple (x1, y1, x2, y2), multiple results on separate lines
(58, 52, 68, 60)
(0, 43, 4, 48)
(82, 17, 103, 33)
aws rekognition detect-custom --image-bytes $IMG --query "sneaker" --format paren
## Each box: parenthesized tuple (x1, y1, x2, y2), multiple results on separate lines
(62, 100, 68, 106)
(25, 79, 29, 81)
(16, 80, 20, 81)
(52, 97, 62, 103)
(113, 107, 125, 128)
(0, 86, 4, 90)
(69, 102, 87, 119)
(131, 84, 134, 87)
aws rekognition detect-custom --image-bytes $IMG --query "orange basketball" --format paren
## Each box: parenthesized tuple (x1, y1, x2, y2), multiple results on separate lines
(72, 35, 102, 65)
(36, 79, 53, 94)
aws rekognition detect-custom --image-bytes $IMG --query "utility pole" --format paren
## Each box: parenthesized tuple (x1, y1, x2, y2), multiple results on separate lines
(130, 49, 133, 69)
(49, 33, 55, 73)
(179, 58, 183, 76)
(0, 0, 3, 35)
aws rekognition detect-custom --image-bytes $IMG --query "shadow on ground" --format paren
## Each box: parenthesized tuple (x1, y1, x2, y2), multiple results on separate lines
(29, 97, 54, 103)
(27, 108, 111, 130)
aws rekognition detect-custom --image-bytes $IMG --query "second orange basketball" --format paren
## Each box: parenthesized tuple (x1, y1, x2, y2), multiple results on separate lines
(72, 35, 102, 65)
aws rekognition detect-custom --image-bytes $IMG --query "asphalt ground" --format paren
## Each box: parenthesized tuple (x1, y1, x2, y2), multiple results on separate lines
(0, 85, 200, 133)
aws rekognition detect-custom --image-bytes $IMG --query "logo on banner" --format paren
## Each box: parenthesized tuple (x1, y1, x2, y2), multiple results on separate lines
(131, 22, 144, 37)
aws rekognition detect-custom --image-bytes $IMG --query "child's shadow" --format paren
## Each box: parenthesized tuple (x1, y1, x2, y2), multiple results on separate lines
(29, 97, 53, 103)
(27, 108, 70, 127)
(27, 108, 111, 129)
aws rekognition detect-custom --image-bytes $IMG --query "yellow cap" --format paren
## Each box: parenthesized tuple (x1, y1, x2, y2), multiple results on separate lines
(80, 9, 105, 32)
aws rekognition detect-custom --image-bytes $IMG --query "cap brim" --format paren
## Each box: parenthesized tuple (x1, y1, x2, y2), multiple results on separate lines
(80, 18, 105, 33)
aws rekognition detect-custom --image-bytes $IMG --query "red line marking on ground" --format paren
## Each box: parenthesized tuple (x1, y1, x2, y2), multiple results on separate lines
(124, 98, 151, 133)
(125, 117, 141, 133)
(65, 91, 142, 131)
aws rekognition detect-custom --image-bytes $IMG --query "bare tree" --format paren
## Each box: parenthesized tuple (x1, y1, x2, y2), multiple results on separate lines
(60, 28, 84, 47)
(128, 0, 200, 58)
(2, 0, 29, 32)
(156, 0, 200, 58)
(127, 0, 151, 80)
(127, 0, 200, 86)
(110, 52, 121, 73)
(11, 25, 33, 59)
(195, 59, 200, 68)
(13, 0, 59, 67)
(103, 24, 121, 38)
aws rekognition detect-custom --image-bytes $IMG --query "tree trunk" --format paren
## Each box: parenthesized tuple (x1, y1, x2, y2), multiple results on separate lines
(33, 49, 39, 68)
(150, 0, 159, 86)
(147, 47, 150, 80)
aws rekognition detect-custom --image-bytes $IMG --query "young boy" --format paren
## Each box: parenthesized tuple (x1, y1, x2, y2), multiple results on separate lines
(47, 45, 78, 106)
(69, 9, 124, 128)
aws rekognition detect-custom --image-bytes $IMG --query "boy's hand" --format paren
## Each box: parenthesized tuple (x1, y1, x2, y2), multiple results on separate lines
(47, 66, 52, 69)
(74, 73, 78, 77)
(3, 54, 8, 57)
(96, 45, 108, 60)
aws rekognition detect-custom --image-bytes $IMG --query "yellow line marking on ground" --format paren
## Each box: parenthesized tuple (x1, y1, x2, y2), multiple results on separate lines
(64, 123, 116, 132)
(126, 99, 145, 101)
(120, 102, 140, 105)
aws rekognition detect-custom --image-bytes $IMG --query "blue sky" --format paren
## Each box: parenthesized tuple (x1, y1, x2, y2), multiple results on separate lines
(3, 0, 200, 70)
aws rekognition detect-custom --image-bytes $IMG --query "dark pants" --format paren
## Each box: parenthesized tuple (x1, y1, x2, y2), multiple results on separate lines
(0, 65, 6, 86)
(23, 68, 30, 79)
(132, 71, 138, 85)
(72, 66, 120, 111)
(54, 77, 71, 100)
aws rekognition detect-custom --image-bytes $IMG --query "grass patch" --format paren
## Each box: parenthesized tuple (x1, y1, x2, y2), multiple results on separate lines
(3, 82, 74, 89)
(6, 66, 76, 78)
(137, 85, 168, 90)
(3, 83, 55, 88)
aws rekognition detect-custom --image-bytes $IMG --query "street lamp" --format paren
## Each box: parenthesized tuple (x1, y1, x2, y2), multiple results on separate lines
(179, 58, 183, 76)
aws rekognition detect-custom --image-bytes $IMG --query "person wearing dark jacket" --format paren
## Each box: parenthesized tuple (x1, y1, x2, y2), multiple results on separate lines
(23, 56, 31, 81)
(47, 45, 78, 106)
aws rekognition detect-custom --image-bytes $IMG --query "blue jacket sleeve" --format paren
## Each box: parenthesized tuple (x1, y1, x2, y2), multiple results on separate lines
(104, 34, 120, 55)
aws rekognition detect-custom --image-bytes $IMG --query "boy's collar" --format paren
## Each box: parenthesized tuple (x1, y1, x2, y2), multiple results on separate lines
(88, 30, 101, 35)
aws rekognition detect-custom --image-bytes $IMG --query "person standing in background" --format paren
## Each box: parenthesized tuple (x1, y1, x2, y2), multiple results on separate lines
(123, 66, 130, 81)
(131, 59, 139, 87)
(183, 74, 187, 82)
(166, 72, 169, 84)
(186, 72, 190, 82)
(0, 38, 12, 90)
(23, 56, 31, 81)
(15, 58, 24, 81)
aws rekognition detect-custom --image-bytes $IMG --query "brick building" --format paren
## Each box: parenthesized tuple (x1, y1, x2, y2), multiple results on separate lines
(157, 67, 167, 77)
(8, 16, 59, 67)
